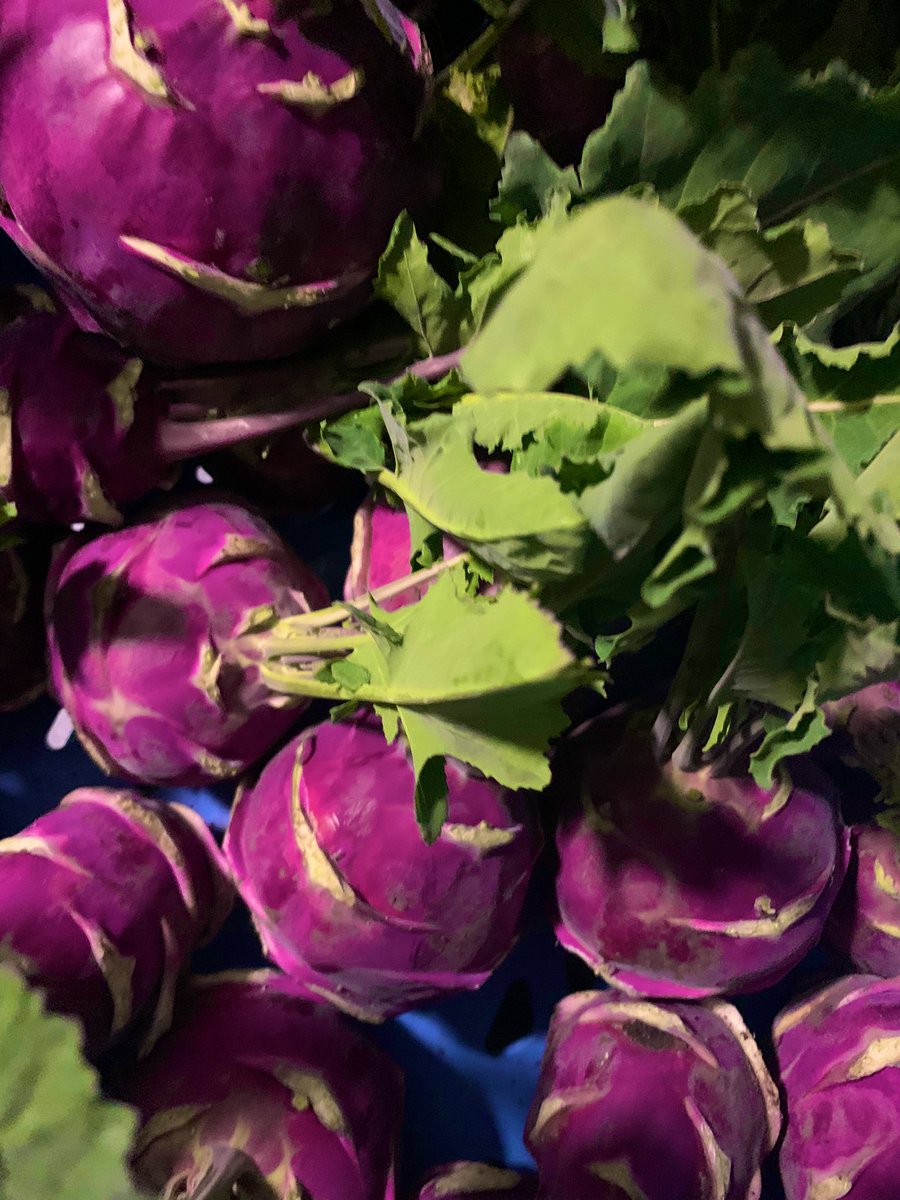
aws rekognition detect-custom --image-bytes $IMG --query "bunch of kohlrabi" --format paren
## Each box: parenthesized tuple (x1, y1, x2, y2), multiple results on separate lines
(1, 2, 900, 1198)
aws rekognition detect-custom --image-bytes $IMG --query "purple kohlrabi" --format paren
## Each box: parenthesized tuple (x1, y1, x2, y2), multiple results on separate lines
(0, 787, 233, 1055)
(825, 822, 900, 977)
(774, 974, 900, 1200)
(0, 0, 432, 366)
(417, 1163, 537, 1199)
(45, 501, 329, 786)
(344, 493, 450, 611)
(0, 310, 170, 525)
(824, 682, 900, 804)
(497, 21, 621, 166)
(553, 711, 849, 998)
(343, 483, 500, 610)
(118, 971, 402, 1200)
(0, 543, 48, 712)
(525, 991, 781, 1200)
(224, 715, 541, 1020)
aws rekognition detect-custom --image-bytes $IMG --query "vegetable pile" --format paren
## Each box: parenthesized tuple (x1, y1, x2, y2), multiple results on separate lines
(0, 1, 899, 1198)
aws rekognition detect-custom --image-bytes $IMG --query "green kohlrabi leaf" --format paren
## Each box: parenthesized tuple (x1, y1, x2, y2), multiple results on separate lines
(0, 968, 140, 1200)
(459, 190, 899, 779)
(456, 389, 648, 465)
(355, 571, 590, 814)
(374, 202, 572, 359)
(776, 322, 900, 404)
(458, 198, 572, 337)
(378, 410, 593, 584)
(462, 195, 746, 392)
(374, 213, 468, 357)
(679, 185, 862, 328)
(317, 405, 387, 473)
(262, 570, 592, 834)
(491, 133, 579, 225)
(775, 323, 900, 475)
(855, 432, 900, 518)
(578, 47, 900, 319)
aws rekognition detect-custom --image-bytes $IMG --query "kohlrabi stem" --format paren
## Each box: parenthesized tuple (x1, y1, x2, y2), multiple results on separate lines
(806, 395, 900, 413)
(256, 664, 351, 700)
(271, 553, 467, 634)
(156, 349, 463, 462)
(256, 554, 470, 698)
(260, 630, 370, 658)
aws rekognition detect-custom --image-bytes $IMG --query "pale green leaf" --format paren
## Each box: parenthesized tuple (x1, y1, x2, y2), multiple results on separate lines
(0, 969, 140, 1200)
(491, 133, 579, 225)
(458, 390, 648, 461)
(577, 400, 708, 558)
(336, 573, 590, 821)
(459, 197, 572, 338)
(379, 413, 593, 583)
(774, 323, 900, 475)
(855, 432, 900, 517)
(462, 196, 745, 393)
(776, 322, 900, 404)
(751, 682, 832, 787)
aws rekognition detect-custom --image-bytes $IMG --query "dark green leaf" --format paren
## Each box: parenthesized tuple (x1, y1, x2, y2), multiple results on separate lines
(579, 48, 900, 318)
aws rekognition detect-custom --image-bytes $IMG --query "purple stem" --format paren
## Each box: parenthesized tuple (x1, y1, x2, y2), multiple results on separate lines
(156, 349, 462, 462)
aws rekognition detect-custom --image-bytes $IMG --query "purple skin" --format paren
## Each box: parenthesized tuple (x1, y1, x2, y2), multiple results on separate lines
(343, 482, 499, 610)
(0, 0, 431, 366)
(824, 682, 900, 802)
(553, 712, 850, 998)
(416, 1163, 537, 1199)
(825, 823, 900, 976)
(224, 715, 542, 1021)
(525, 991, 781, 1200)
(496, 25, 620, 166)
(344, 494, 442, 611)
(44, 501, 329, 786)
(774, 974, 900, 1200)
(0, 311, 171, 525)
(0, 545, 48, 712)
(0, 787, 233, 1056)
(119, 972, 402, 1200)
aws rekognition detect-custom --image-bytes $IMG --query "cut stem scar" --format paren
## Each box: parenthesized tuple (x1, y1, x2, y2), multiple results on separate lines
(218, 0, 270, 36)
(120, 236, 367, 315)
(107, 0, 174, 102)
(258, 69, 365, 112)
